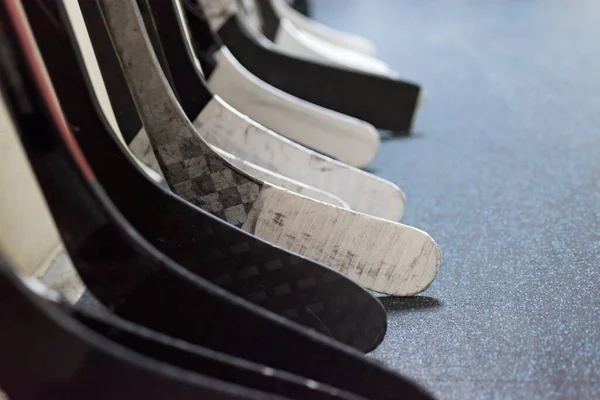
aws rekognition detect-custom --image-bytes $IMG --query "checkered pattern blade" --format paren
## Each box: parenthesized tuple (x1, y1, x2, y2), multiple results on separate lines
(154, 133, 261, 228)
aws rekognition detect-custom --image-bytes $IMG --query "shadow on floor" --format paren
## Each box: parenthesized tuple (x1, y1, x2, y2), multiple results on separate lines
(378, 295, 442, 313)
(361, 166, 379, 174)
(379, 130, 426, 142)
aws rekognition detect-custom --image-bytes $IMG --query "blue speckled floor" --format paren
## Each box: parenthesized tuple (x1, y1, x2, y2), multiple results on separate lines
(312, 0, 600, 398)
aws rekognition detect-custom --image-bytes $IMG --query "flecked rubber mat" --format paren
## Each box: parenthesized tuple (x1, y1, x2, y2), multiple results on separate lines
(312, 1, 600, 398)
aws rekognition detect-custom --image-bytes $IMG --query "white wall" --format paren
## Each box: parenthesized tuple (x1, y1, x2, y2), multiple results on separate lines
(0, 4, 130, 398)
(0, 1, 121, 279)
(0, 96, 62, 276)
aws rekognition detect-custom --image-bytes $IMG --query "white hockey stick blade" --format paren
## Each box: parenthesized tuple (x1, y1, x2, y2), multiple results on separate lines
(208, 47, 381, 168)
(130, 127, 350, 209)
(193, 96, 406, 221)
(242, 184, 442, 296)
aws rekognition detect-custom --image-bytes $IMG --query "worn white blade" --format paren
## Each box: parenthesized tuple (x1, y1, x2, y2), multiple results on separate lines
(243, 184, 441, 296)
(130, 126, 348, 208)
(193, 96, 406, 221)
(200, 0, 382, 166)
(131, 96, 406, 221)
(208, 48, 381, 168)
